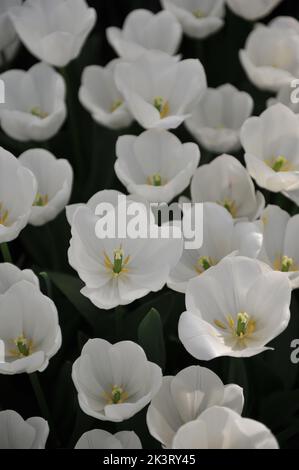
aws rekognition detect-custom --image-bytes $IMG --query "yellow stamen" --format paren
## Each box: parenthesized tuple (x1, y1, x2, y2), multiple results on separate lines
(103, 248, 130, 278)
(110, 100, 123, 113)
(265, 155, 293, 172)
(10, 335, 34, 358)
(147, 173, 164, 186)
(273, 255, 298, 273)
(193, 9, 205, 18)
(218, 199, 238, 218)
(30, 107, 48, 119)
(196, 256, 214, 274)
(214, 312, 256, 340)
(153, 97, 170, 118)
(0, 202, 9, 226)
(103, 385, 128, 405)
(33, 193, 49, 207)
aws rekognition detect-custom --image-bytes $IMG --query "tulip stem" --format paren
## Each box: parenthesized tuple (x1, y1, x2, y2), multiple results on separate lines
(1, 243, 12, 263)
(59, 66, 82, 178)
(39, 271, 53, 299)
(29, 372, 51, 420)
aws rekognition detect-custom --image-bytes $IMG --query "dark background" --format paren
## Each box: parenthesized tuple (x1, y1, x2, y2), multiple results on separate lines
(1, 0, 299, 450)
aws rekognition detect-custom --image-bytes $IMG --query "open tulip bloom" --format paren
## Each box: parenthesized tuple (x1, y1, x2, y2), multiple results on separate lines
(115, 52, 207, 130)
(147, 365, 244, 448)
(241, 104, 299, 198)
(191, 154, 265, 221)
(240, 22, 299, 92)
(106, 9, 182, 60)
(0, 62, 66, 142)
(259, 205, 299, 289)
(179, 256, 291, 360)
(186, 84, 253, 153)
(9, 0, 97, 67)
(72, 339, 162, 422)
(19, 149, 73, 226)
(0, 410, 49, 449)
(171, 406, 279, 449)
(0, 280, 61, 374)
(115, 129, 200, 203)
(0, 147, 37, 244)
(79, 60, 133, 130)
(161, 0, 225, 39)
(168, 202, 263, 293)
(75, 430, 142, 449)
(226, 0, 282, 21)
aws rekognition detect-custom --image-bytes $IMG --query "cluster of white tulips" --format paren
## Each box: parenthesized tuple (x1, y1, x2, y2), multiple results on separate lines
(0, 0, 298, 450)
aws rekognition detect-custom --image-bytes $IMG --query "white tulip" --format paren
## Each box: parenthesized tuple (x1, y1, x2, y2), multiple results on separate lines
(115, 130, 200, 203)
(68, 191, 183, 310)
(79, 60, 133, 130)
(168, 203, 263, 293)
(191, 154, 265, 221)
(0, 62, 66, 142)
(241, 104, 299, 193)
(75, 430, 142, 449)
(0, 1, 21, 51)
(72, 339, 162, 422)
(161, 0, 225, 39)
(115, 52, 207, 130)
(259, 205, 299, 289)
(178, 256, 291, 360)
(0, 147, 37, 244)
(270, 16, 299, 35)
(19, 149, 73, 226)
(0, 262, 39, 294)
(186, 84, 253, 153)
(0, 280, 61, 374)
(239, 23, 299, 92)
(147, 365, 244, 448)
(227, 0, 282, 21)
(107, 9, 182, 60)
(9, 0, 97, 67)
(172, 406, 279, 449)
(267, 84, 299, 114)
(0, 410, 49, 449)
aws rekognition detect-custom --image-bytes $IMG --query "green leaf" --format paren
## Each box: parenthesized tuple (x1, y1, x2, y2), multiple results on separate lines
(138, 308, 166, 370)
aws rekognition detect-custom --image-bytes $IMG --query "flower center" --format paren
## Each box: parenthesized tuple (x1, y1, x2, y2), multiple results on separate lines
(10, 335, 34, 358)
(266, 155, 293, 172)
(147, 173, 163, 186)
(103, 247, 130, 277)
(274, 255, 298, 273)
(196, 256, 214, 274)
(0, 202, 9, 226)
(153, 97, 170, 118)
(110, 99, 123, 113)
(30, 107, 49, 119)
(218, 199, 237, 218)
(214, 312, 256, 340)
(104, 385, 128, 405)
(193, 9, 205, 18)
(33, 193, 49, 207)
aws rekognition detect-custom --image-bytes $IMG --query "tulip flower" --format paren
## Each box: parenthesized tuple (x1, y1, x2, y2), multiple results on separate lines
(227, 0, 282, 21)
(259, 205, 299, 289)
(168, 203, 263, 293)
(172, 406, 279, 449)
(115, 129, 200, 203)
(79, 60, 133, 130)
(72, 339, 162, 422)
(0, 62, 66, 142)
(240, 23, 299, 92)
(241, 104, 299, 194)
(186, 84, 253, 153)
(75, 430, 142, 449)
(9, 0, 97, 67)
(161, 0, 225, 39)
(0, 262, 39, 294)
(115, 52, 207, 130)
(19, 149, 73, 226)
(147, 365, 244, 448)
(179, 256, 291, 360)
(0, 280, 61, 374)
(191, 154, 265, 221)
(0, 147, 37, 244)
(0, 410, 49, 449)
(107, 9, 182, 60)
